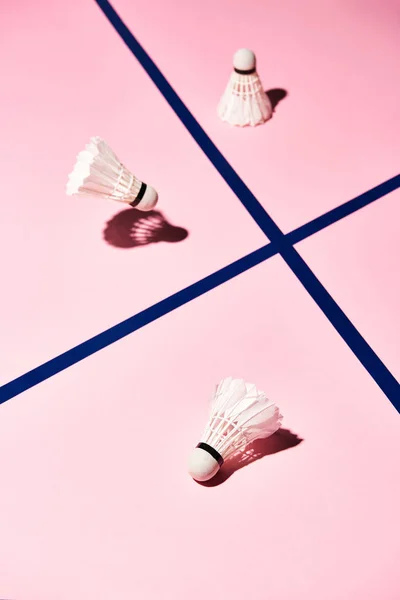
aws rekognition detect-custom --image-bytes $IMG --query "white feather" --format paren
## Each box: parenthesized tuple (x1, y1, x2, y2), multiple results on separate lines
(218, 72, 272, 127)
(200, 377, 282, 460)
(66, 136, 158, 211)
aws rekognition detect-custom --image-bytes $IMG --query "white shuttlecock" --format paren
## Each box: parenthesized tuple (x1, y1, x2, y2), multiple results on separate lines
(66, 136, 158, 211)
(217, 49, 273, 127)
(188, 377, 282, 482)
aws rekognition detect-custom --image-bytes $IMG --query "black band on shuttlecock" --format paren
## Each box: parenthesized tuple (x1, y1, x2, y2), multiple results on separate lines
(234, 67, 256, 75)
(196, 443, 224, 466)
(130, 182, 147, 207)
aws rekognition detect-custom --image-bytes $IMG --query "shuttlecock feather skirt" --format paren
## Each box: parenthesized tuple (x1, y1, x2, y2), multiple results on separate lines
(66, 137, 158, 211)
(217, 72, 273, 127)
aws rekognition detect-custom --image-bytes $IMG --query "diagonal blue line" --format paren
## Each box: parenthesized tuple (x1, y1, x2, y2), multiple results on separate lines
(1, 174, 398, 406)
(0, 245, 274, 403)
(287, 175, 400, 245)
(93, 0, 400, 409)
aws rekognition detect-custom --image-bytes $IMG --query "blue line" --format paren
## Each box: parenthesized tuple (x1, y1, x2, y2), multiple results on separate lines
(94, 0, 400, 409)
(0, 245, 274, 403)
(1, 174, 398, 405)
(288, 175, 400, 245)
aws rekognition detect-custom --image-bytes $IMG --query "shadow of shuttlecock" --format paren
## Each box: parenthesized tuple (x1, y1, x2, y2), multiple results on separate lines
(199, 428, 302, 488)
(266, 88, 288, 111)
(103, 209, 189, 249)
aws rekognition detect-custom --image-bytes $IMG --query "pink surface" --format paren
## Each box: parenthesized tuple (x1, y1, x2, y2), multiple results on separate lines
(113, 0, 400, 231)
(297, 187, 400, 380)
(0, 0, 266, 384)
(1, 257, 399, 600)
(1, 0, 399, 599)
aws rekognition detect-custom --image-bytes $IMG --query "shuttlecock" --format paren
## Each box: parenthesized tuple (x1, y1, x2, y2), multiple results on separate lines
(188, 377, 282, 482)
(66, 136, 158, 211)
(217, 49, 272, 127)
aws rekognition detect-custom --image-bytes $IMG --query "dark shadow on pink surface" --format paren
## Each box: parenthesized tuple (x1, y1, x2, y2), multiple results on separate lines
(198, 428, 302, 487)
(266, 88, 288, 111)
(103, 209, 189, 249)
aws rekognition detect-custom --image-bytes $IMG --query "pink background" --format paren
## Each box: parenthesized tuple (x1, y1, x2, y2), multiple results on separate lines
(0, 1, 399, 599)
